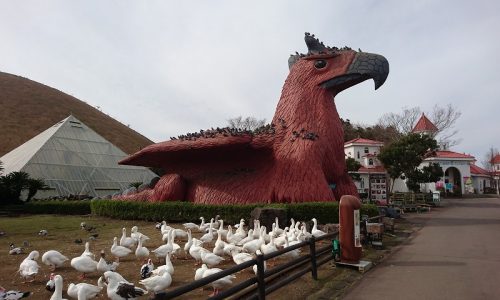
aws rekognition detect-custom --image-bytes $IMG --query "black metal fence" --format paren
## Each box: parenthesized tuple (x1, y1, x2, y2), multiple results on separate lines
(159, 232, 338, 300)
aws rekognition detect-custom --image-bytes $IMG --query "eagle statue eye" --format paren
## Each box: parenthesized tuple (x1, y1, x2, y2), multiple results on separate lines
(314, 60, 327, 69)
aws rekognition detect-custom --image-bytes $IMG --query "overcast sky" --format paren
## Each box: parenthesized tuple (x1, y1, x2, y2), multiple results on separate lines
(1, 1, 499, 166)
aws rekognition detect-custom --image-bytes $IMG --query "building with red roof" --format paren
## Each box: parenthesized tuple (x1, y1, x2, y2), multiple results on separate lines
(344, 138, 388, 204)
(344, 115, 495, 197)
(492, 154, 500, 176)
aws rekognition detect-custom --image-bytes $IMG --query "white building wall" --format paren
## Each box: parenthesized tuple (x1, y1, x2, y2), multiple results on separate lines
(391, 178, 409, 193)
(352, 174, 370, 194)
(345, 145, 381, 164)
(472, 175, 491, 194)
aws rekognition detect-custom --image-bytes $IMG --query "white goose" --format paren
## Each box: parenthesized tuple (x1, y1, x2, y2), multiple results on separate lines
(253, 249, 267, 275)
(103, 271, 147, 300)
(273, 228, 290, 247)
(260, 234, 278, 255)
(97, 250, 119, 273)
(67, 281, 102, 300)
(216, 219, 228, 239)
(234, 219, 246, 238)
(200, 249, 224, 267)
(275, 217, 285, 235)
(194, 264, 208, 281)
(135, 234, 149, 259)
(294, 220, 301, 233)
(213, 231, 226, 257)
(183, 217, 203, 232)
(189, 243, 208, 265)
(151, 253, 174, 276)
(243, 227, 264, 254)
(160, 221, 173, 235)
(183, 229, 193, 258)
(130, 226, 150, 243)
(172, 228, 188, 240)
(230, 249, 253, 265)
(139, 271, 172, 294)
(49, 274, 67, 300)
(71, 255, 98, 278)
(226, 225, 244, 245)
(311, 218, 326, 237)
(111, 237, 132, 261)
(198, 217, 211, 233)
(119, 228, 136, 249)
(223, 244, 243, 256)
(41, 250, 69, 271)
(236, 229, 254, 246)
(81, 242, 95, 259)
(282, 235, 300, 259)
(202, 265, 236, 297)
(211, 215, 221, 230)
(199, 219, 214, 244)
(301, 225, 313, 240)
(250, 221, 259, 239)
(18, 250, 40, 282)
(152, 230, 180, 259)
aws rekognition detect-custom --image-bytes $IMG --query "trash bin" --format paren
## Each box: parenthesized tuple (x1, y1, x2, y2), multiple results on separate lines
(432, 191, 440, 206)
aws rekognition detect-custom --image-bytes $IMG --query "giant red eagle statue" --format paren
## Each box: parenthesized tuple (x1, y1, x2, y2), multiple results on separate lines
(119, 33, 389, 204)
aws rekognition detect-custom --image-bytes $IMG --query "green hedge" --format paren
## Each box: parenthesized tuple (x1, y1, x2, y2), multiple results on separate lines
(1, 199, 378, 224)
(90, 200, 378, 224)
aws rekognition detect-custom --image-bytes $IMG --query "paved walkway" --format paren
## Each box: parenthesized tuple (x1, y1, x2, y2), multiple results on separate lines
(343, 197, 500, 300)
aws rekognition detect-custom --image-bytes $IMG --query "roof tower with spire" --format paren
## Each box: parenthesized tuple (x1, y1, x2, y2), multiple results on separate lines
(412, 113, 438, 134)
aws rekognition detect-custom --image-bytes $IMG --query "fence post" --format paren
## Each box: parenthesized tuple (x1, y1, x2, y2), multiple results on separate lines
(309, 235, 318, 280)
(256, 253, 266, 300)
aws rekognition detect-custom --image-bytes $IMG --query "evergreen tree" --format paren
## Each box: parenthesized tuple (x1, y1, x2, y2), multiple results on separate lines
(378, 133, 442, 192)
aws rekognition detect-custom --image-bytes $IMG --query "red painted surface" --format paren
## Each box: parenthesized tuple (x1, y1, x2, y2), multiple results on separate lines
(339, 195, 362, 263)
(470, 164, 489, 175)
(412, 113, 438, 133)
(344, 138, 383, 145)
(117, 47, 368, 204)
(432, 150, 475, 159)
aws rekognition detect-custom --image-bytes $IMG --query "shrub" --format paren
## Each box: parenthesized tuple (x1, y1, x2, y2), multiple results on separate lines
(90, 200, 378, 224)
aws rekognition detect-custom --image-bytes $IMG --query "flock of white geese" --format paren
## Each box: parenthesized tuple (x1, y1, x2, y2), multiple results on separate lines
(12, 216, 327, 299)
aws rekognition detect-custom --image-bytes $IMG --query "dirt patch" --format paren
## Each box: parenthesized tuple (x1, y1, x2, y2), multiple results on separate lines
(0, 215, 337, 300)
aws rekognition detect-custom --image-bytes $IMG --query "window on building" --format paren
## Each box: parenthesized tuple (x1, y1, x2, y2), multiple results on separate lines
(369, 159, 374, 166)
(364, 147, 369, 154)
(357, 151, 360, 159)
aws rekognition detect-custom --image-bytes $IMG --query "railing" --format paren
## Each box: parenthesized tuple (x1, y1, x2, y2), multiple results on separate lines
(390, 192, 434, 211)
(159, 232, 338, 300)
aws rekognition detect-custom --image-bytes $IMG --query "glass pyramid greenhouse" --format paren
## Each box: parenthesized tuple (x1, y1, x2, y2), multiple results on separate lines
(0, 115, 156, 198)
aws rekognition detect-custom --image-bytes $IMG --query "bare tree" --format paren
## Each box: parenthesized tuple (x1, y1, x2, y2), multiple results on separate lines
(377, 104, 461, 146)
(378, 107, 421, 134)
(482, 147, 499, 170)
(227, 116, 266, 131)
(429, 104, 462, 147)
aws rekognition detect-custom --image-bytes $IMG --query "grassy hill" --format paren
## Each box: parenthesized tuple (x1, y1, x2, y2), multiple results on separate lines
(0, 71, 153, 157)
